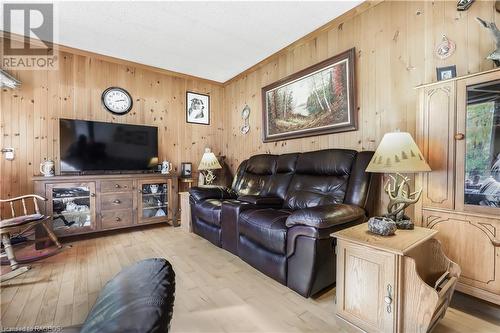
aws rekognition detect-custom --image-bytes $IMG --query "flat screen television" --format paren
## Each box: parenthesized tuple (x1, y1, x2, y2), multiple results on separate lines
(60, 119, 158, 173)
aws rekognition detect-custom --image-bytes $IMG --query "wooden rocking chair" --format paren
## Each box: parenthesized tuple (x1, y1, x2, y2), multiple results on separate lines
(0, 194, 62, 282)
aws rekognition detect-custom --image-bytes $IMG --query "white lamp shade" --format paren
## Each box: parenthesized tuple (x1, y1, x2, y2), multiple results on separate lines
(366, 132, 431, 173)
(198, 148, 222, 170)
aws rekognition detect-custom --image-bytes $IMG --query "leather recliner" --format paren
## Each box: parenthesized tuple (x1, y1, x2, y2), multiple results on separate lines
(189, 149, 374, 297)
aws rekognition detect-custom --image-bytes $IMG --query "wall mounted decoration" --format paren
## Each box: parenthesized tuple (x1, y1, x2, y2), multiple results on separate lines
(436, 65, 457, 81)
(186, 91, 210, 125)
(101, 87, 133, 115)
(457, 0, 475, 11)
(240, 105, 251, 134)
(477, 17, 500, 66)
(262, 48, 356, 142)
(435, 35, 456, 60)
(0, 69, 21, 89)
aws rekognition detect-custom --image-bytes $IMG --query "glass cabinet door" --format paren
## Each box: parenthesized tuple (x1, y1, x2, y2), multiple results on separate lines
(48, 182, 96, 235)
(463, 79, 500, 211)
(138, 180, 169, 223)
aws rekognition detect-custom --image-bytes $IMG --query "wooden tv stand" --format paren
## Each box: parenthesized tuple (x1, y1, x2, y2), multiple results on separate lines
(33, 173, 178, 247)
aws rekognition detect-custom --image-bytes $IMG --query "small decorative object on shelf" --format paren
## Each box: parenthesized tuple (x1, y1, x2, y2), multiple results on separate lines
(436, 65, 457, 81)
(366, 131, 431, 230)
(476, 17, 500, 66)
(180, 162, 192, 178)
(240, 105, 251, 134)
(198, 148, 222, 185)
(161, 160, 173, 174)
(367, 216, 397, 236)
(40, 159, 55, 177)
(435, 35, 456, 60)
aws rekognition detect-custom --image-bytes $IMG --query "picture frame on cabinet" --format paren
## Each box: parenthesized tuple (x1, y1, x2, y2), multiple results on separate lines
(436, 65, 457, 81)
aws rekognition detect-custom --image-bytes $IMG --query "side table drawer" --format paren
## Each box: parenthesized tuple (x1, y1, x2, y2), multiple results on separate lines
(101, 210, 133, 229)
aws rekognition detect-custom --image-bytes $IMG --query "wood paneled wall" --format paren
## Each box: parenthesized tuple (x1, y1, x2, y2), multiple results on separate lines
(223, 0, 499, 214)
(1, 1, 499, 218)
(0, 42, 223, 216)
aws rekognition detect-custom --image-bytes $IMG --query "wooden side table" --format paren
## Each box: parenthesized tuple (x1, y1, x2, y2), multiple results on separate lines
(179, 192, 192, 233)
(333, 223, 460, 333)
(178, 177, 196, 193)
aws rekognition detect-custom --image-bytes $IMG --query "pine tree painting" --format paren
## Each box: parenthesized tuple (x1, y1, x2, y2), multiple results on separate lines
(263, 51, 355, 142)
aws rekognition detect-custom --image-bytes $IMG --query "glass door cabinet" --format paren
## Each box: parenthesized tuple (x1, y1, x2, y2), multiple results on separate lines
(457, 78, 500, 215)
(47, 182, 97, 235)
(138, 179, 171, 223)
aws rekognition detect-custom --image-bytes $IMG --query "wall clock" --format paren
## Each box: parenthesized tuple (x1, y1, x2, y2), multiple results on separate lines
(102, 87, 133, 115)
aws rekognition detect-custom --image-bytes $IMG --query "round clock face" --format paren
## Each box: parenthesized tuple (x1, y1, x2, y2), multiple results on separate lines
(102, 87, 133, 115)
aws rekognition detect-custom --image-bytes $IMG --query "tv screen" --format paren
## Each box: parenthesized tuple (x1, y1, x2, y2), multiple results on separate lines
(60, 119, 158, 173)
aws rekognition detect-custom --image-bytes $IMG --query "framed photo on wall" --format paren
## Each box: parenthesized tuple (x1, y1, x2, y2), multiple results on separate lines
(261, 48, 356, 142)
(186, 91, 210, 125)
(436, 65, 457, 81)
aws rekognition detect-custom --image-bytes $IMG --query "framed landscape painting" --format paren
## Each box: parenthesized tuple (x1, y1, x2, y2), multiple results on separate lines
(262, 48, 356, 142)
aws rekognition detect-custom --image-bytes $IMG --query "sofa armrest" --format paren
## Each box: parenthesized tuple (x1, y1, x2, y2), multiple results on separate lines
(285, 204, 365, 229)
(189, 186, 236, 202)
(237, 195, 283, 206)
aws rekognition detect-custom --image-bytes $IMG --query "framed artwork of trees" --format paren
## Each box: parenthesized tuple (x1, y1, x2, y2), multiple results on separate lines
(261, 48, 356, 142)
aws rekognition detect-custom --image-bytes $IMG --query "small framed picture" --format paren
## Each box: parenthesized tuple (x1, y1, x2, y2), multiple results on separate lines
(436, 65, 457, 81)
(186, 91, 210, 125)
(181, 162, 192, 178)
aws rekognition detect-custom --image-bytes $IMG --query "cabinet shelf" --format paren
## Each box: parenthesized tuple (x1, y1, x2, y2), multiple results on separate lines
(143, 205, 167, 210)
(52, 196, 90, 200)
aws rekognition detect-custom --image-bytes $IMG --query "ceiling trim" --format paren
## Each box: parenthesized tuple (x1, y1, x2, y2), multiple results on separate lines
(222, 0, 382, 86)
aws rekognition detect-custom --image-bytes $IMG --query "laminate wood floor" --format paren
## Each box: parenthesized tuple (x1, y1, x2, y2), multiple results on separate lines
(1, 225, 499, 332)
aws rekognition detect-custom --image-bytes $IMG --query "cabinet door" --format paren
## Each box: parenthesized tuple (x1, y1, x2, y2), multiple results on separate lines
(336, 240, 396, 333)
(418, 83, 456, 210)
(455, 72, 500, 217)
(422, 210, 500, 304)
(47, 182, 97, 236)
(137, 178, 171, 224)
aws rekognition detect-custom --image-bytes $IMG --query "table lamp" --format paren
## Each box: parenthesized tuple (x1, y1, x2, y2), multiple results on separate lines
(198, 148, 222, 185)
(366, 131, 431, 229)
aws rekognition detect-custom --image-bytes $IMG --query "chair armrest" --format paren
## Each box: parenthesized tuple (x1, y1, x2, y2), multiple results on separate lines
(286, 204, 365, 229)
(237, 195, 283, 206)
(188, 186, 236, 202)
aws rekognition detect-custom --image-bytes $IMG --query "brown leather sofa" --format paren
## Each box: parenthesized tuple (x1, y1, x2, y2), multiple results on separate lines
(189, 149, 374, 297)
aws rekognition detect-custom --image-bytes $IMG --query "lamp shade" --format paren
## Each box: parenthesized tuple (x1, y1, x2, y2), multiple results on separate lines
(198, 148, 222, 170)
(366, 132, 431, 173)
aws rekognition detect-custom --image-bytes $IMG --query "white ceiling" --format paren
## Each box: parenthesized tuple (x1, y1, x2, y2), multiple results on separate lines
(4, 1, 362, 82)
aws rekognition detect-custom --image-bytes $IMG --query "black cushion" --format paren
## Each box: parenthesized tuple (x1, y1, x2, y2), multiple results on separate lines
(286, 204, 365, 229)
(239, 208, 292, 255)
(195, 199, 223, 226)
(81, 258, 175, 333)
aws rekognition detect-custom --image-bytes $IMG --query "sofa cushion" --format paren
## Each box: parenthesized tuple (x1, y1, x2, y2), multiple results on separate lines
(195, 199, 223, 226)
(284, 149, 357, 210)
(239, 208, 292, 255)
